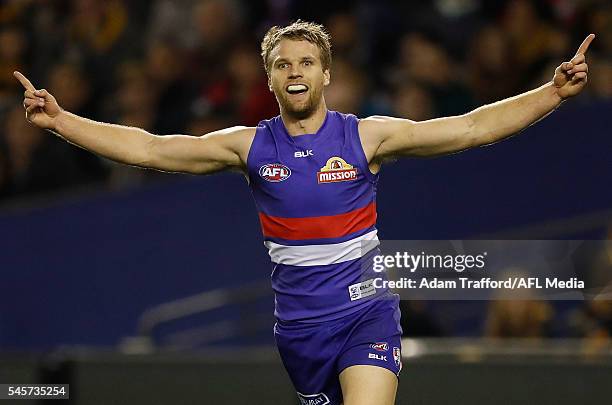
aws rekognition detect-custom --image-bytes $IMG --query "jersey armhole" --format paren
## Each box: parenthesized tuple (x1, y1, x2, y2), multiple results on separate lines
(245, 124, 264, 185)
(350, 115, 379, 183)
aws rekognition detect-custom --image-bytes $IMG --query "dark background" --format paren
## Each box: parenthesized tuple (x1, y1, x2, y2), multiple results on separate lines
(0, 0, 611, 387)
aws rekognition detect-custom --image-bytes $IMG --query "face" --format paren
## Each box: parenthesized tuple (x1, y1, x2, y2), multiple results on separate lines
(268, 38, 330, 119)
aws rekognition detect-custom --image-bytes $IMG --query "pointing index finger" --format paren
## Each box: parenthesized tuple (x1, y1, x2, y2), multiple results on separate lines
(13, 71, 36, 91)
(575, 34, 595, 56)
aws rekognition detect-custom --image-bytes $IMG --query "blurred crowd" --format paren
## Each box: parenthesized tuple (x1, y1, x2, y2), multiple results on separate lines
(0, 0, 610, 200)
(400, 232, 612, 342)
(0, 0, 611, 346)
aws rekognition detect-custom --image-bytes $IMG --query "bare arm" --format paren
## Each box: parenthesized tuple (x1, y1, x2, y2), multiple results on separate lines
(14, 71, 254, 174)
(362, 34, 595, 161)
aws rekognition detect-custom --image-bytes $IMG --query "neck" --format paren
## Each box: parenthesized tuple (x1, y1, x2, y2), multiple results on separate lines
(280, 100, 328, 136)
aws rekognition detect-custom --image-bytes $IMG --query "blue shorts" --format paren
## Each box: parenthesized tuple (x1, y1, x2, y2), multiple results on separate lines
(274, 295, 402, 405)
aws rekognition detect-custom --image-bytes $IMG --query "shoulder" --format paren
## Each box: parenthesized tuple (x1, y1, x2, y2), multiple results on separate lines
(357, 115, 392, 147)
(357, 115, 418, 146)
(198, 126, 257, 166)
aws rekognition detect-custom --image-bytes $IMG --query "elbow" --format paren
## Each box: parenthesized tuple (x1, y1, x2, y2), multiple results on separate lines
(135, 133, 158, 167)
(465, 111, 491, 147)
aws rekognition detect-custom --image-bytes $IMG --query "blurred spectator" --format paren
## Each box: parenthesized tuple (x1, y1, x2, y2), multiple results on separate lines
(110, 62, 157, 131)
(0, 0, 34, 25)
(186, 113, 233, 136)
(148, 0, 210, 51)
(325, 58, 369, 115)
(392, 83, 435, 121)
(485, 268, 554, 338)
(226, 44, 278, 126)
(486, 299, 554, 338)
(188, 0, 244, 79)
(67, 0, 129, 57)
(65, 0, 137, 101)
(145, 41, 195, 135)
(467, 26, 517, 104)
(0, 26, 27, 111)
(47, 62, 92, 116)
(102, 61, 158, 189)
(0, 0, 609, 203)
(585, 55, 612, 100)
(0, 105, 103, 197)
(569, 300, 612, 344)
(46, 62, 108, 183)
(325, 12, 364, 66)
(568, 229, 612, 341)
(188, 1, 247, 129)
(394, 32, 474, 116)
(500, 0, 570, 89)
(578, 2, 612, 57)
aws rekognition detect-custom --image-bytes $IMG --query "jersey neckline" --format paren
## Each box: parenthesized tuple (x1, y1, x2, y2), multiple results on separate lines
(278, 110, 333, 147)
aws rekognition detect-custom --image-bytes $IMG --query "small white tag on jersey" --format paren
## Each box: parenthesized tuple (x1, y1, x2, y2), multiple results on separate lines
(348, 279, 376, 301)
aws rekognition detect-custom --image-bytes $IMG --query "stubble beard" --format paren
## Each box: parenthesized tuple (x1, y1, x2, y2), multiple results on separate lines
(277, 88, 321, 120)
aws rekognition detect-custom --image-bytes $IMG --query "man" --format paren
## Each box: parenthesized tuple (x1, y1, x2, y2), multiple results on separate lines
(15, 20, 593, 405)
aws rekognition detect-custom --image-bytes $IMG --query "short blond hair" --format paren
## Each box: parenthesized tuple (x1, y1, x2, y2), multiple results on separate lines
(260, 20, 332, 75)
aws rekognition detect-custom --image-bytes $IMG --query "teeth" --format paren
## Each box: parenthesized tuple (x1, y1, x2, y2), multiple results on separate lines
(287, 84, 307, 92)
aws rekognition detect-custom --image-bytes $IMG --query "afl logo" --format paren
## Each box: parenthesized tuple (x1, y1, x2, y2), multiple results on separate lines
(370, 342, 389, 352)
(259, 163, 291, 182)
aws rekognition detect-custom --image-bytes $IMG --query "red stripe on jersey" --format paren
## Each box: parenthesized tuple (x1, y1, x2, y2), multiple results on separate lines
(259, 203, 376, 240)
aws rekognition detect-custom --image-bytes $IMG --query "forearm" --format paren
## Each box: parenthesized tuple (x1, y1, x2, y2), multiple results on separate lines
(469, 82, 563, 145)
(53, 110, 155, 167)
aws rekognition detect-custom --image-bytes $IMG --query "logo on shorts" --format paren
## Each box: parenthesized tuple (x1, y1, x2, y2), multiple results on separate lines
(348, 279, 376, 301)
(259, 163, 291, 182)
(393, 347, 401, 368)
(368, 353, 387, 361)
(370, 342, 389, 352)
(297, 392, 330, 405)
(317, 157, 358, 183)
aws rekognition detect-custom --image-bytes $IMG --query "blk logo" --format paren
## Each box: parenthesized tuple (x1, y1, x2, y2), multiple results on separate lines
(368, 353, 387, 361)
(294, 150, 313, 158)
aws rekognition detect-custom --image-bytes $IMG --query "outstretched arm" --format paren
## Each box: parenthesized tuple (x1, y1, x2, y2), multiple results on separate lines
(362, 34, 595, 160)
(14, 71, 254, 174)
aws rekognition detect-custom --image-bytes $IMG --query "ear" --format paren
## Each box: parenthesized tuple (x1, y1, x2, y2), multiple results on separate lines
(268, 77, 273, 92)
(323, 69, 330, 86)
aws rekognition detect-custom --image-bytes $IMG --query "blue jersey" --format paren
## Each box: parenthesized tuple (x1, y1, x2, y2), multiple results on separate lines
(247, 110, 389, 322)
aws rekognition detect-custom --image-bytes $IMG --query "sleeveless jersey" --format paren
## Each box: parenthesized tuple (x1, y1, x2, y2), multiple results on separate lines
(247, 110, 388, 322)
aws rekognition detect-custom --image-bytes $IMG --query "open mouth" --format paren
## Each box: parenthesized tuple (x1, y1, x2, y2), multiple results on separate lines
(286, 84, 309, 95)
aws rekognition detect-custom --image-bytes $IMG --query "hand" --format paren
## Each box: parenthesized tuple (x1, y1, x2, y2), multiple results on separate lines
(552, 34, 595, 100)
(13, 71, 63, 130)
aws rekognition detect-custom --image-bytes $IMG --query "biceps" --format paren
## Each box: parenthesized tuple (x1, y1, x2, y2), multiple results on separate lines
(147, 134, 240, 174)
(379, 115, 478, 158)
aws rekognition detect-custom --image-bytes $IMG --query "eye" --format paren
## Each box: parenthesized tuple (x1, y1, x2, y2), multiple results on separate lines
(303, 60, 313, 66)
(278, 63, 289, 69)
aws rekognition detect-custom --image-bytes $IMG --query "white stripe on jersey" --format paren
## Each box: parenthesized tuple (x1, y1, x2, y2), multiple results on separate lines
(264, 230, 379, 266)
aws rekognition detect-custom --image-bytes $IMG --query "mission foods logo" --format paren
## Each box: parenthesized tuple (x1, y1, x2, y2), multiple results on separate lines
(259, 163, 291, 182)
(317, 157, 358, 183)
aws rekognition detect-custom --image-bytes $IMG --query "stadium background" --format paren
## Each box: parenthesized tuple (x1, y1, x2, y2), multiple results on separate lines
(0, 0, 611, 403)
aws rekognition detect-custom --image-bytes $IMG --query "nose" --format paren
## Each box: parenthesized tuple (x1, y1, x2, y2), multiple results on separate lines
(288, 65, 303, 79)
